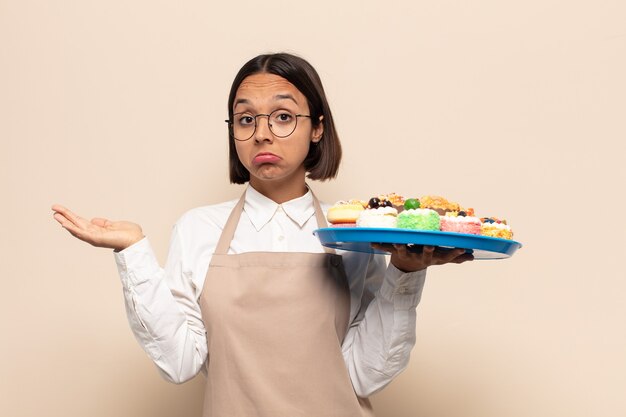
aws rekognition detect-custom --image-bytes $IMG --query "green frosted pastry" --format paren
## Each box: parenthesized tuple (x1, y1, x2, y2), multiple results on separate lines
(397, 208, 441, 231)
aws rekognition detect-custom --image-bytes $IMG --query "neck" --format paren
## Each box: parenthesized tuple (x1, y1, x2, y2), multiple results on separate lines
(249, 170, 308, 204)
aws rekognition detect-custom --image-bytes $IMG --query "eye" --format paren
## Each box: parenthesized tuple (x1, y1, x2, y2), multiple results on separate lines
(272, 111, 294, 124)
(236, 114, 255, 126)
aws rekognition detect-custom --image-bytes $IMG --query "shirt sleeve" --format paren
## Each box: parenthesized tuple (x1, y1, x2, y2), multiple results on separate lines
(341, 255, 426, 398)
(114, 226, 208, 384)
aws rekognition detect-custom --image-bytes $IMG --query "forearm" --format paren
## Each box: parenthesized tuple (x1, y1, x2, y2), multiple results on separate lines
(342, 264, 426, 397)
(115, 238, 207, 383)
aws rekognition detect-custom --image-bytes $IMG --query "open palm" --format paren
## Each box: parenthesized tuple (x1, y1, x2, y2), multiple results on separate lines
(52, 204, 144, 251)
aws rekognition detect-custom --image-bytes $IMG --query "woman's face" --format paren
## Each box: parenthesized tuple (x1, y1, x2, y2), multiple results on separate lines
(232, 73, 323, 188)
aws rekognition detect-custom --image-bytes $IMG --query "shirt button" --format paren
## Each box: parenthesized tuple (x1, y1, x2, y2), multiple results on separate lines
(278, 235, 285, 241)
(396, 286, 409, 295)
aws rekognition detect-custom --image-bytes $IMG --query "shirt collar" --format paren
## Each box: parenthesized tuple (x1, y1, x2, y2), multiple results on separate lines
(244, 185, 316, 231)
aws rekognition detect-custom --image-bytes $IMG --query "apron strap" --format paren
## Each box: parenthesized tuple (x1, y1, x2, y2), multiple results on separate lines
(309, 189, 336, 255)
(213, 186, 336, 255)
(214, 192, 246, 255)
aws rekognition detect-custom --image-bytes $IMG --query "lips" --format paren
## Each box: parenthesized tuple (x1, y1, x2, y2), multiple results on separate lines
(252, 152, 281, 165)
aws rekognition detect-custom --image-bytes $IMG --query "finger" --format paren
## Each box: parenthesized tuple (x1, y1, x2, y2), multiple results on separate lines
(51, 205, 89, 229)
(451, 253, 474, 264)
(53, 212, 74, 229)
(422, 245, 434, 265)
(54, 212, 86, 238)
(371, 243, 395, 254)
(406, 244, 424, 254)
(51, 203, 67, 212)
(52, 211, 64, 226)
(436, 248, 468, 264)
(51, 204, 73, 216)
(393, 244, 409, 258)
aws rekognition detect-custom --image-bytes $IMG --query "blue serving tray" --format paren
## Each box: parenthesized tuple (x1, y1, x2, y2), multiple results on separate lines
(313, 227, 522, 260)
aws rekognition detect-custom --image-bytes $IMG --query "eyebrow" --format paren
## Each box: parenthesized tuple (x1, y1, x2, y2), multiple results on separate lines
(233, 94, 299, 108)
(234, 98, 251, 107)
(274, 94, 298, 104)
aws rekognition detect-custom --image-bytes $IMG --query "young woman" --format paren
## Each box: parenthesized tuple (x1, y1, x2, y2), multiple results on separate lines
(52, 53, 472, 416)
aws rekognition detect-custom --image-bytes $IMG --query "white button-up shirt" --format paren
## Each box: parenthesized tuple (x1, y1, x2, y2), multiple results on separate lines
(114, 185, 426, 397)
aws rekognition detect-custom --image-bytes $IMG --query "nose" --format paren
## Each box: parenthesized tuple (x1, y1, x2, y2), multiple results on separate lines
(254, 114, 273, 143)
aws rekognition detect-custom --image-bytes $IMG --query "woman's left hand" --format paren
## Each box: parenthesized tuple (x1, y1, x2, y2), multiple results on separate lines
(370, 244, 473, 273)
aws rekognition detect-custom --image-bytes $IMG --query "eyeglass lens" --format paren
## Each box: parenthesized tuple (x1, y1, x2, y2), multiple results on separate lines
(232, 110, 299, 141)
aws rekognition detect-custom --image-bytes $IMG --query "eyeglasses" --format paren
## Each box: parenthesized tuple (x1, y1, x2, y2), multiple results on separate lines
(225, 109, 311, 141)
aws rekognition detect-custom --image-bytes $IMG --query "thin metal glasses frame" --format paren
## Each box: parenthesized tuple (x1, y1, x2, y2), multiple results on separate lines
(225, 110, 311, 141)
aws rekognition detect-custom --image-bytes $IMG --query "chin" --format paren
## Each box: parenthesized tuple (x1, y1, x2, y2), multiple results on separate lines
(254, 162, 291, 176)
(251, 165, 305, 184)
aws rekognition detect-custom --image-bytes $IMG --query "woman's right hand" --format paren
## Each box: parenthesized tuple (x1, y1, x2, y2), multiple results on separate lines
(52, 204, 144, 252)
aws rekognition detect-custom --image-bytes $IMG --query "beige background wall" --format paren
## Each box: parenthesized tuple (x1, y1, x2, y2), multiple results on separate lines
(1, 1, 625, 416)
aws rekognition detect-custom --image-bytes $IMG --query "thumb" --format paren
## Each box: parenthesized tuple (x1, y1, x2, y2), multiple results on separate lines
(91, 217, 111, 228)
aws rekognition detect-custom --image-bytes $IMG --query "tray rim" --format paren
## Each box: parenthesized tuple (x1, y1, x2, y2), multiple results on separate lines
(313, 227, 522, 259)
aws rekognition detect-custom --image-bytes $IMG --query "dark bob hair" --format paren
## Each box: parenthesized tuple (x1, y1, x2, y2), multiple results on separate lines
(227, 53, 342, 184)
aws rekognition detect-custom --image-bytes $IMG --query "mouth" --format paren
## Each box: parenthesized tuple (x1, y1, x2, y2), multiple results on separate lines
(252, 152, 281, 165)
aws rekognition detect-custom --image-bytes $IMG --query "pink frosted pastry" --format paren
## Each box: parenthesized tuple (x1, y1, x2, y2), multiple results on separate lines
(440, 215, 481, 234)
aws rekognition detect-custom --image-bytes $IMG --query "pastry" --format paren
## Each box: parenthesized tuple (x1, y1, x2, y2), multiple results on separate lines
(379, 193, 406, 212)
(480, 217, 514, 239)
(440, 212, 481, 234)
(356, 197, 398, 228)
(327, 200, 366, 227)
(396, 199, 441, 230)
(328, 193, 515, 239)
(397, 208, 440, 230)
(419, 195, 460, 215)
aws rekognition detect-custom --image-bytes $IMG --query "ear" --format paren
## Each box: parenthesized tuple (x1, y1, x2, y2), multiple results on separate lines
(311, 115, 324, 143)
